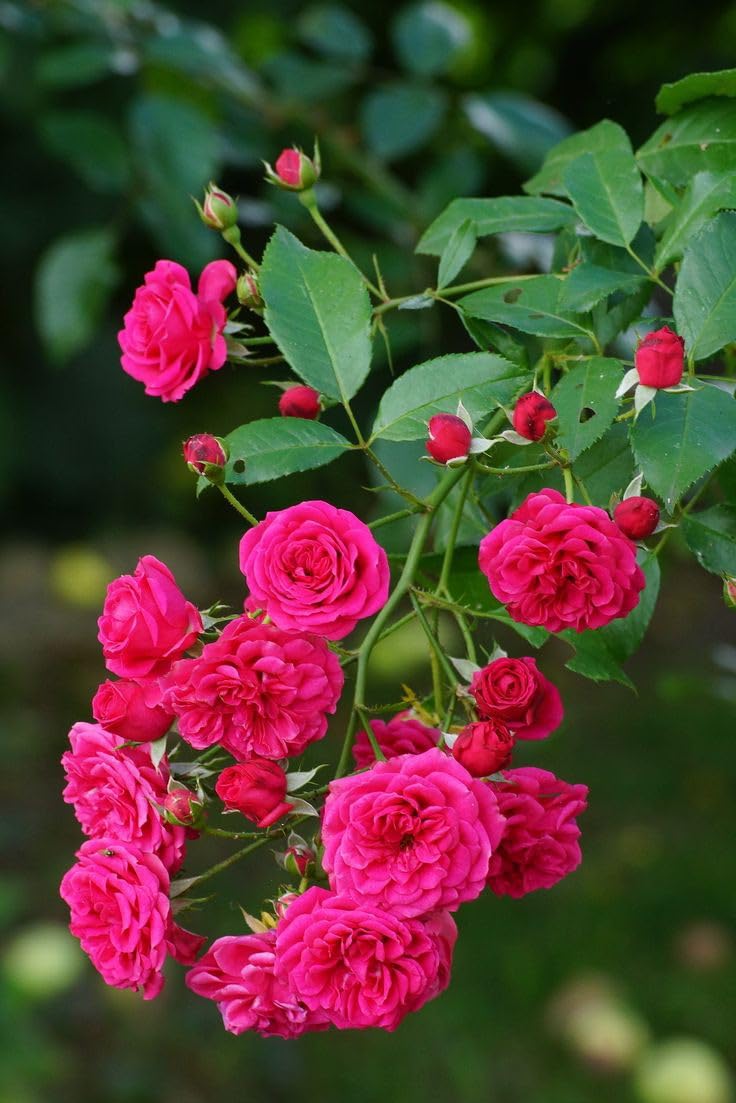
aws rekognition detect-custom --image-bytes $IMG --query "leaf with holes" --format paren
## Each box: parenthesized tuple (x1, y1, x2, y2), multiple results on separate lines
(214, 418, 352, 486)
(562, 124, 643, 247)
(655, 67, 736, 115)
(370, 353, 526, 442)
(681, 505, 736, 575)
(416, 196, 576, 255)
(552, 358, 622, 461)
(673, 211, 736, 362)
(631, 386, 736, 508)
(459, 276, 591, 340)
(636, 99, 736, 188)
(260, 226, 372, 403)
(655, 171, 736, 272)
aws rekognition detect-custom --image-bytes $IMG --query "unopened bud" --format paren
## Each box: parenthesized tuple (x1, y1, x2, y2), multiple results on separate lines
(278, 385, 321, 420)
(183, 434, 228, 482)
(451, 719, 514, 778)
(163, 788, 205, 828)
(236, 270, 262, 311)
(266, 146, 320, 192)
(426, 413, 472, 465)
(197, 183, 238, 231)
(512, 391, 557, 441)
(613, 496, 660, 541)
(284, 844, 315, 878)
(723, 577, 736, 609)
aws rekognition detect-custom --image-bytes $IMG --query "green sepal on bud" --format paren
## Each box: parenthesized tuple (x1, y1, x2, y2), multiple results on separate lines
(264, 140, 321, 192)
(236, 270, 263, 311)
(195, 182, 239, 231)
(182, 434, 229, 484)
(723, 576, 736, 609)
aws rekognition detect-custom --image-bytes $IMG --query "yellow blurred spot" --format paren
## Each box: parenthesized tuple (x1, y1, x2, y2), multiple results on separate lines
(50, 545, 113, 608)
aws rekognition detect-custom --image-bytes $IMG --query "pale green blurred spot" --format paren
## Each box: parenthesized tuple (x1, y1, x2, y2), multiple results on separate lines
(3, 922, 84, 1000)
(50, 545, 113, 608)
(635, 1039, 735, 1103)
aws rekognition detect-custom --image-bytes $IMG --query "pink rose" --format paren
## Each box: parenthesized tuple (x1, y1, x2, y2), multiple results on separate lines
(478, 488, 645, 633)
(61, 722, 186, 872)
(239, 500, 390, 640)
(118, 258, 237, 402)
(98, 555, 202, 679)
(91, 677, 173, 744)
(635, 326, 684, 389)
(275, 887, 457, 1031)
(186, 929, 327, 1039)
(352, 710, 441, 769)
(322, 747, 505, 918)
(470, 656, 563, 741)
(215, 760, 293, 828)
(59, 838, 204, 999)
(451, 718, 514, 777)
(165, 613, 343, 760)
(486, 766, 588, 898)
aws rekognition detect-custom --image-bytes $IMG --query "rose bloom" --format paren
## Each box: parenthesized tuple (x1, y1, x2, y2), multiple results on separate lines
(635, 326, 684, 389)
(92, 677, 173, 744)
(352, 710, 441, 769)
(118, 258, 237, 402)
(322, 747, 505, 918)
(60, 838, 204, 999)
(512, 392, 557, 441)
(165, 614, 343, 760)
(451, 719, 514, 777)
(275, 887, 457, 1031)
(470, 656, 563, 741)
(486, 767, 588, 898)
(479, 489, 645, 633)
(186, 929, 327, 1039)
(98, 555, 202, 679)
(215, 760, 293, 828)
(62, 722, 186, 872)
(239, 500, 390, 640)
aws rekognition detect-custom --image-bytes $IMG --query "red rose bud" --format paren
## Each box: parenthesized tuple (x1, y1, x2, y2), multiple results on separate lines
(278, 385, 321, 420)
(723, 577, 736, 609)
(92, 678, 173, 744)
(512, 392, 557, 441)
(270, 147, 320, 191)
(452, 719, 514, 778)
(635, 326, 684, 389)
(613, 496, 660, 540)
(163, 788, 204, 828)
(183, 434, 228, 480)
(215, 760, 293, 828)
(236, 270, 262, 310)
(426, 414, 472, 464)
(284, 844, 315, 878)
(198, 183, 238, 231)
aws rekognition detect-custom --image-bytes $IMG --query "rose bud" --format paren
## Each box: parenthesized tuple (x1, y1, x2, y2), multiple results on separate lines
(268, 147, 320, 191)
(275, 892, 300, 919)
(723, 577, 736, 609)
(512, 392, 557, 442)
(278, 385, 321, 420)
(284, 844, 315, 878)
(92, 678, 173, 744)
(215, 760, 294, 828)
(197, 183, 238, 231)
(451, 719, 514, 778)
(163, 788, 204, 828)
(426, 413, 472, 465)
(236, 270, 262, 310)
(635, 326, 685, 388)
(613, 496, 660, 540)
(182, 434, 228, 480)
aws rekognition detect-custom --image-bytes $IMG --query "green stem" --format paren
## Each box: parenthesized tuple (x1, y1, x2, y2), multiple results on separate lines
(368, 507, 421, 530)
(627, 244, 671, 295)
(242, 335, 276, 347)
(563, 467, 575, 503)
(477, 459, 557, 477)
(410, 593, 460, 692)
(440, 272, 550, 298)
(221, 225, 259, 270)
(300, 191, 383, 299)
(192, 836, 273, 886)
(363, 444, 425, 508)
(438, 468, 472, 595)
(218, 484, 258, 526)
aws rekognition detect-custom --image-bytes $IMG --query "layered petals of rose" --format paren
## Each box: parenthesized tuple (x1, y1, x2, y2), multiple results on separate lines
(60, 838, 204, 999)
(165, 614, 343, 761)
(470, 656, 563, 741)
(486, 766, 588, 898)
(275, 887, 457, 1031)
(352, 710, 441, 769)
(322, 748, 505, 919)
(479, 489, 645, 633)
(186, 929, 328, 1039)
(118, 259, 237, 402)
(239, 500, 390, 640)
(62, 722, 186, 873)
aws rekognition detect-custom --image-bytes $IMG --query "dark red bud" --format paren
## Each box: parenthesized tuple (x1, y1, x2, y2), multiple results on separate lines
(451, 719, 514, 778)
(512, 392, 557, 441)
(183, 434, 227, 476)
(278, 385, 321, 420)
(613, 496, 660, 540)
(426, 414, 472, 464)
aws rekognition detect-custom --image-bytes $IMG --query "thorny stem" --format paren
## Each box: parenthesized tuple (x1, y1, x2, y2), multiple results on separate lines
(299, 190, 384, 299)
(218, 484, 258, 526)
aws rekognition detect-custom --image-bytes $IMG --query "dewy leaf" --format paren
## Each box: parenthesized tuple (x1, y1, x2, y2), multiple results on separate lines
(552, 358, 622, 461)
(437, 219, 476, 288)
(459, 276, 591, 340)
(681, 505, 736, 575)
(673, 211, 736, 362)
(524, 119, 631, 197)
(370, 353, 526, 442)
(654, 172, 736, 272)
(562, 124, 643, 247)
(417, 195, 576, 256)
(631, 386, 736, 508)
(637, 99, 736, 188)
(220, 418, 352, 485)
(260, 226, 372, 402)
(655, 68, 736, 116)
(462, 91, 572, 175)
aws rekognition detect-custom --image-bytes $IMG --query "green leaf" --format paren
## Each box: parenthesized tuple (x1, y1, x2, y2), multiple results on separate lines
(437, 219, 476, 289)
(631, 386, 736, 508)
(655, 172, 736, 272)
(371, 352, 525, 441)
(573, 423, 635, 502)
(417, 196, 576, 256)
(297, 4, 373, 61)
(560, 263, 646, 312)
(38, 111, 129, 194)
(637, 99, 736, 188)
(524, 119, 629, 197)
(34, 227, 119, 364)
(459, 276, 591, 340)
(36, 42, 113, 88)
(681, 505, 736, 575)
(656, 68, 736, 116)
(462, 91, 572, 175)
(673, 211, 736, 362)
(262, 51, 357, 103)
(360, 82, 447, 160)
(552, 358, 622, 461)
(562, 124, 643, 246)
(219, 419, 352, 486)
(260, 227, 373, 404)
(391, 1, 471, 76)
